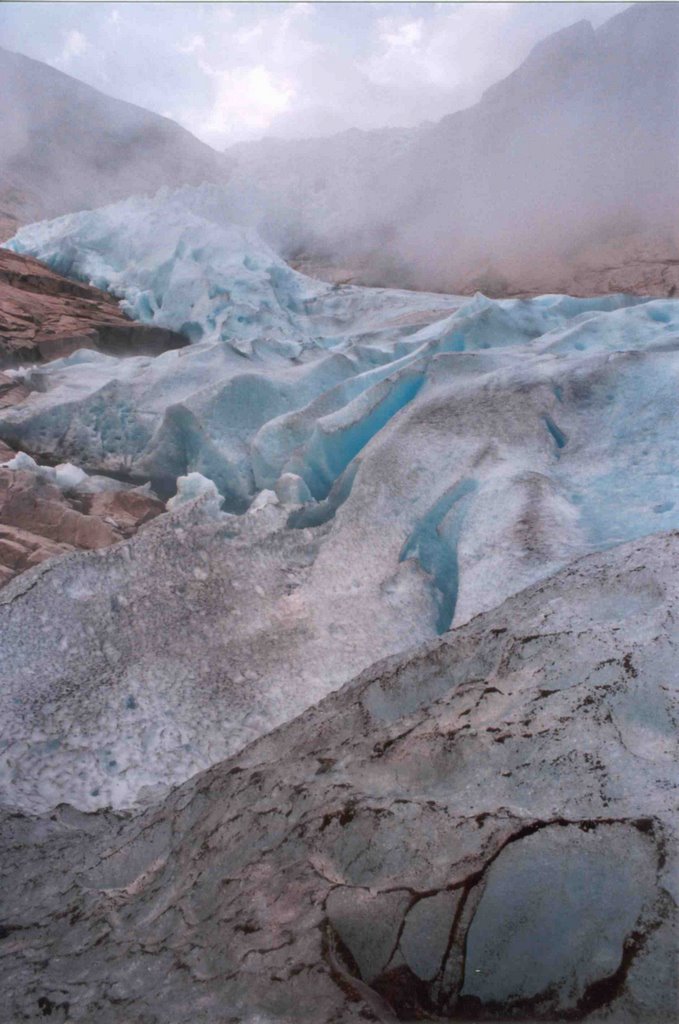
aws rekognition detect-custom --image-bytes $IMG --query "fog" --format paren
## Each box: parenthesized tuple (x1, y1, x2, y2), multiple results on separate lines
(0, 44, 227, 232)
(218, 3, 679, 295)
(0, 1, 677, 295)
(0, 2, 630, 147)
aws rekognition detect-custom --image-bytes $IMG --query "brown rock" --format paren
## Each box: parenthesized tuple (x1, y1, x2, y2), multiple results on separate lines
(0, 469, 118, 548)
(0, 464, 164, 586)
(0, 521, 73, 577)
(0, 210, 21, 246)
(457, 233, 679, 300)
(0, 438, 15, 461)
(80, 488, 165, 537)
(0, 369, 30, 409)
(0, 247, 188, 367)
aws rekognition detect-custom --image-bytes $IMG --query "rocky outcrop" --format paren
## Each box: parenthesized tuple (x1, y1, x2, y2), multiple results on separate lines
(0, 369, 30, 408)
(0, 521, 71, 587)
(292, 237, 679, 299)
(0, 247, 188, 366)
(0, 529, 676, 1022)
(0, 209, 20, 246)
(0, 459, 164, 587)
(0, 185, 39, 244)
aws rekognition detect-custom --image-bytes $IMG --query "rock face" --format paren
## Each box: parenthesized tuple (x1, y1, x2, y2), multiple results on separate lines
(0, 369, 30, 408)
(224, 3, 679, 298)
(456, 232, 679, 301)
(0, 459, 164, 587)
(1, 530, 676, 1022)
(0, 44, 228, 231)
(0, 247, 188, 366)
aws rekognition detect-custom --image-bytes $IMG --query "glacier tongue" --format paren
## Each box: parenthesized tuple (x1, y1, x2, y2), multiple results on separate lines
(2, 188, 679, 812)
(3, 187, 464, 508)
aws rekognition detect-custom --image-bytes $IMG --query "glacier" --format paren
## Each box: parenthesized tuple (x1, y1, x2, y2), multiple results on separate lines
(2, 187, 679, 813)
(4, 187, 463, 508)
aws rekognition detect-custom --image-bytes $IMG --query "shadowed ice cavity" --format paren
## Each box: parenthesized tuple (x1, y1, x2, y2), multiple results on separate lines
(400, 478, 478, 633)
(287, 461, 359, 529)
(543, 414, 568, 453)
(290, 369, 425, 500)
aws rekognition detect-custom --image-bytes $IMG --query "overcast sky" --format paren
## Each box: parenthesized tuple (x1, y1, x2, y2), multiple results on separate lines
(0, 2, 630, 149)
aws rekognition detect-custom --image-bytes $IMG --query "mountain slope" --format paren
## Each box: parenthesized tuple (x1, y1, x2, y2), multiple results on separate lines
(3, 4, 676, 296)
(0, 46, 228, 238)
(223, 2, 679, 297)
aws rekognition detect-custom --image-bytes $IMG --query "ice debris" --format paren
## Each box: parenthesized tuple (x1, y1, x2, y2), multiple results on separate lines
(4, 450, 44, 474)
(166, 471, 223, 515)
(3, 451, 86, 492)
(248, 488, 279, 512)
(274, 472, 312, 506)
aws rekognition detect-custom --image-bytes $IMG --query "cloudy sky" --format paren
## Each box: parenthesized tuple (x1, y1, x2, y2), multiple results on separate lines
(0, 2, 630, 149)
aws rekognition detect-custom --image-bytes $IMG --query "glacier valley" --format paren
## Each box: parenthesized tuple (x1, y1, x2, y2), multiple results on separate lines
(1, 187, 679, 815)
(1, 1, 678, 1017)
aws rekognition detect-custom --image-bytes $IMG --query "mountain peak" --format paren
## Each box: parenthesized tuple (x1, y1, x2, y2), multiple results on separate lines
(480, 18, 596, 107)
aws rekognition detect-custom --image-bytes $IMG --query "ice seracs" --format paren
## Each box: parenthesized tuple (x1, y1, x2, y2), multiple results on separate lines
(6, 187, 330, 349)
(274, 471, 312, 506)
(4, 188, 463, 507)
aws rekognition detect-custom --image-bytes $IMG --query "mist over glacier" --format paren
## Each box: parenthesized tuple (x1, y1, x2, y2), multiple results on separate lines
(2, 4, 678, 297)
(217, 2, 679, 296)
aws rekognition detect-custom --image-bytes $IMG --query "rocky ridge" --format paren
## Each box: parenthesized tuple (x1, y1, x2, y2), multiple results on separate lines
(0, 247, 188, 367)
